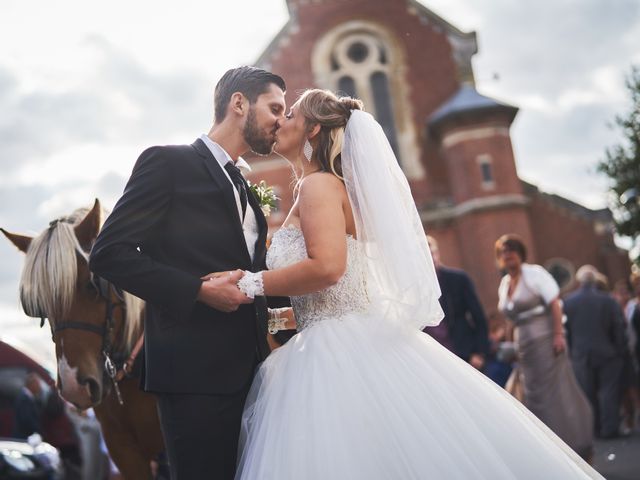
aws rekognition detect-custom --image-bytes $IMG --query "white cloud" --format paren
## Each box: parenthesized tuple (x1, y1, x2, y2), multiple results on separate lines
(14, 143, 135, 188)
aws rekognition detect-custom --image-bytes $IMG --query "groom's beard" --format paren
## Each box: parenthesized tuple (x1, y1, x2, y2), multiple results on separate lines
(243, 107, 276, 155)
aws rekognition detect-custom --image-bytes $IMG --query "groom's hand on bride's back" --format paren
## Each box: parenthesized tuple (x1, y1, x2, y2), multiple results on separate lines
(196, 270, 252, 312)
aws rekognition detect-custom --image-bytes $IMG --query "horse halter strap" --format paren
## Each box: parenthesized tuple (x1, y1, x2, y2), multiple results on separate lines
(51, 275, 127, 405)
(33, 216, 129, 404)
(52, 278, 118, 346)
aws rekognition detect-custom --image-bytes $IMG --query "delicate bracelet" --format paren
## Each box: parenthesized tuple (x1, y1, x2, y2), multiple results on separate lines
(268, 308, 288, 334)
(237, 271, 264, 299)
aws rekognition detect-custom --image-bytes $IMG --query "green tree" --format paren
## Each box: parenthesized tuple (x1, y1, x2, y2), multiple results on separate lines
(598, 65, 640, 262)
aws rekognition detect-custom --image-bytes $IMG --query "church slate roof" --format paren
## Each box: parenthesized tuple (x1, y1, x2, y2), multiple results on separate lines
(429, 84, 519, 128)
(521, 181, 612, 223)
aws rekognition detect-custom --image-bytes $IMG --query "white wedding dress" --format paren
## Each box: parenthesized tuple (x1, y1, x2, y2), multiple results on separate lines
(235, 224, 602, 480)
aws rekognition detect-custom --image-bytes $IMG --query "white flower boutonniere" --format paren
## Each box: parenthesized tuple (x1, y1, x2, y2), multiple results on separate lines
(248, 180, 279, 217)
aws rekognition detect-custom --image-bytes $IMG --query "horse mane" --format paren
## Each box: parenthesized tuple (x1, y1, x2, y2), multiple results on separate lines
(19, 206, 144, 352)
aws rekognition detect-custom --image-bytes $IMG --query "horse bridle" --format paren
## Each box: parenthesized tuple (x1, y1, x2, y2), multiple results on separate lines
(50, 273, 123, 351)
(31, 218, 129, 404)
(47, 273, 128, 404)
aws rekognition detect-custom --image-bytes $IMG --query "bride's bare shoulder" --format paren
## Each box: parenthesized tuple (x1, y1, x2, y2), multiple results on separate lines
(298, 172, 345, 199)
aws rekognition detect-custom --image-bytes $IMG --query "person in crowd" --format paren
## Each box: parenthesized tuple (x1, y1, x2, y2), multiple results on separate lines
(632, 275, 640, 423)
(42, 391, 83, 479)
(564, 265, 628, 438)
(594, 272, 609, 292)
(496, 234, 593, 459)
(627, 272, 639, 321)
(627, 272, 640, 360)
(483, 317, 515, 387)
(12, 372, 43, 439)
(612, 278, 639, 433)
(423, 235, 490, 369)
(631, 272, 640, 379)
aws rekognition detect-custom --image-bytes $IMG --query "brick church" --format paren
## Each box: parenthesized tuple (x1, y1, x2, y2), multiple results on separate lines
(245, 0, 630, 317)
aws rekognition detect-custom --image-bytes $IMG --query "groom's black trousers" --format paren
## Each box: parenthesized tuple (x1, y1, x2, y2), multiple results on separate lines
(156, 378, 253, 480)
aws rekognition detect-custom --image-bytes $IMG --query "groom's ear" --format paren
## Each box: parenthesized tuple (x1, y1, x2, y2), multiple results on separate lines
(230, 92, 249, 117)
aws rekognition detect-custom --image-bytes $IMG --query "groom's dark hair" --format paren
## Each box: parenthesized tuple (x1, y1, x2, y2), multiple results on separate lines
(214, 66, 286, 123)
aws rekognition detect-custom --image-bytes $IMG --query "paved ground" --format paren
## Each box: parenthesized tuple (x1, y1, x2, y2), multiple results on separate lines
(593, 429, 640, 479)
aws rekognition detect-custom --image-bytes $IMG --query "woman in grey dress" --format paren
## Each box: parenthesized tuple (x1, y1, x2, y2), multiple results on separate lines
(496, 234, 594, 460)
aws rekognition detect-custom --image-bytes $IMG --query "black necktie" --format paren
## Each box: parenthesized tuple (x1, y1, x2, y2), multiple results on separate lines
(224, 161, 248, 221)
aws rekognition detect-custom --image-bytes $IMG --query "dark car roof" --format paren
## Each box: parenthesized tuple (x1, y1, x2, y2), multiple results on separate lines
(0, 340, 59, 439)
(0, 341, 54, 387)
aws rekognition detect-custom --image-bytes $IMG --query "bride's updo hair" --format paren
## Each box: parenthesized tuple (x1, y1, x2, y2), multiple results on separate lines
(297, 89, 364, 179)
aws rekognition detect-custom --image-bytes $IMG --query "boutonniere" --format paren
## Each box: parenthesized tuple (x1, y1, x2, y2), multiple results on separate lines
(248, 180, 279, 217)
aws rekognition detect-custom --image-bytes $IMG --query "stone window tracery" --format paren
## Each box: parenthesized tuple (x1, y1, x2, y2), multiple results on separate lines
(327, 33, 401, 161)
(312, 22, 425, 179)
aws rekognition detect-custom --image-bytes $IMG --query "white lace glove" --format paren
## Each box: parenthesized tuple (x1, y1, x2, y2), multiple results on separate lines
(237, 271, 264, 299)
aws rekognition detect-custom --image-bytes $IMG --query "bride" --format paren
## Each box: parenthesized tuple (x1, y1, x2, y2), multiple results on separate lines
(232, 89, 602, 479)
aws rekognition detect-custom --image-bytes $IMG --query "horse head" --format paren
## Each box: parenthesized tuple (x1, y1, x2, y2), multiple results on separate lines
(2, 199, 143, 410)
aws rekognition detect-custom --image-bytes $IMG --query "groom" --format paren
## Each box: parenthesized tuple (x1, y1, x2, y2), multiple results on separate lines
(89, 66, 286, 479)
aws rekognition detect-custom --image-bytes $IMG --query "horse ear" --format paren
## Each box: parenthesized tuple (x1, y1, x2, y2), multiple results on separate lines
(0, 228, 33, 253)
(75, 199, 102, 251)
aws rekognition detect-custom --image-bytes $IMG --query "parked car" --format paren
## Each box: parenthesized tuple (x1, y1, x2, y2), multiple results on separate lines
(0, 435, 63, 479)
(0, 340, 83, 478)
(0, 340, 55, 438)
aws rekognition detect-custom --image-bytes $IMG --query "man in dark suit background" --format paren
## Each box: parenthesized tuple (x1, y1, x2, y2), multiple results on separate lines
(89, 67, 286, 479)
(12, 372, 43, 439)
(424, 236, 490, 370)
(564, 264, 628, 438)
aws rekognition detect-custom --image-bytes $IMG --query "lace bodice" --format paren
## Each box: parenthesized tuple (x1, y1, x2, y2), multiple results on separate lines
(266, 225, 370, 331)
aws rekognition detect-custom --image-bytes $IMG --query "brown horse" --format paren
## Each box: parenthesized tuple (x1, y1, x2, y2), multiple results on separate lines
(2, 199, 164, 479)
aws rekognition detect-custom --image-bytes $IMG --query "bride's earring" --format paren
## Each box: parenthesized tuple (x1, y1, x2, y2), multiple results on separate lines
(303, 139, 313, 163)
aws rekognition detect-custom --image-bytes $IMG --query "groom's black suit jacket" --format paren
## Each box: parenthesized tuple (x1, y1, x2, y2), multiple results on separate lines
(89, 138, 270, 395)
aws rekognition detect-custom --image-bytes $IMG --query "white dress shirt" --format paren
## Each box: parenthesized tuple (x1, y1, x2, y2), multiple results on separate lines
(199, 134, 258, 261)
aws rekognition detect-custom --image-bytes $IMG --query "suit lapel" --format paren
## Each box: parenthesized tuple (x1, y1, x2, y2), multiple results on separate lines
(192, 138, 251, 263)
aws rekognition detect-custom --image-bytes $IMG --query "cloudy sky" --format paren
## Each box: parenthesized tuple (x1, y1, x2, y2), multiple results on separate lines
(1, 0, 638, 368)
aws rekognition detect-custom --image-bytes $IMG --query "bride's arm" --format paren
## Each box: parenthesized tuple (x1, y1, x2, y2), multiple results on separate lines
(260, 173, 348, 297)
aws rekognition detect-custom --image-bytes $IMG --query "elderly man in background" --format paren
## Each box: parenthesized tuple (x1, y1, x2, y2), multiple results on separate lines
(424, 236, 490, 370)
(564, 265, 628, 438)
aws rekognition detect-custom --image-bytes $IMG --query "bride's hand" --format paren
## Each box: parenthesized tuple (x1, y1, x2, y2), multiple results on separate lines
(196, 270, 251, 312)
(201, 270, 244, 281)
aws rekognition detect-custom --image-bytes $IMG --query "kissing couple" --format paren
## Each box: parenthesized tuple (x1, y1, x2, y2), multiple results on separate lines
(89, 66, 602, 479)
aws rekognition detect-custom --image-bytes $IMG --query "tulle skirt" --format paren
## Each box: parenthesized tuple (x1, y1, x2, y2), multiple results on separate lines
(236, 314, 602, 479)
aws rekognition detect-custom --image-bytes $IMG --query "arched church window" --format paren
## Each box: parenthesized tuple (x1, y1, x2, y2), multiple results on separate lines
(371, 72, 399, 158)
(338, 76, 357, 98)
(326, 32, 402, 164)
